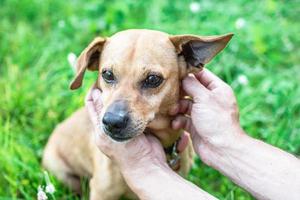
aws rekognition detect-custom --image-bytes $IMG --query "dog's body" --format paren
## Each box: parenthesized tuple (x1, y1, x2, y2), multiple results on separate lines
(43, 29, 232, 200)
(43, 107, 194, 199)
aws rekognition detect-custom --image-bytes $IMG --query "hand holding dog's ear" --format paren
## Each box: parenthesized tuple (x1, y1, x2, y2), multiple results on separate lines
(169, 33, 233, 75)
(171, 68, 242, 162)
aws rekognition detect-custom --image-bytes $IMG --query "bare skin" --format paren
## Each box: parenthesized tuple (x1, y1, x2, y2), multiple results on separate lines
(86, 68, 300, 200)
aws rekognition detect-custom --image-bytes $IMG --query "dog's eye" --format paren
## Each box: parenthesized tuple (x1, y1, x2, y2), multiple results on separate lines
(102, 70, 115, 83)
(142, 75, 163, 88)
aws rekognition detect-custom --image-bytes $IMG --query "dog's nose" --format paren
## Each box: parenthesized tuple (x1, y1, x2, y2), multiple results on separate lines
(102, 100, 130, 135)
(102, 112, 129, 131)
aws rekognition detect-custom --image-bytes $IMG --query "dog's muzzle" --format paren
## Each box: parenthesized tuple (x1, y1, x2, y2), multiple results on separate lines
(101, 100, 143, 142)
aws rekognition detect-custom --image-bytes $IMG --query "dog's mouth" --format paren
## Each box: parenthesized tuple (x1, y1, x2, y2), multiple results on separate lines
(109, 134, 133, 142)
(102, 125, 134, 142)
(108, 133, 133, 142)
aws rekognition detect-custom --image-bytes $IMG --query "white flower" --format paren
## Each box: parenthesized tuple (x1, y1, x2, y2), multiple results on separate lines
(58, 20, 65, 28)
(43, 171, 56, 195)
(189, 2, 201, 13)
(45, 184, 55, 194)
(37, 186, 48, 200)
(235, 18, 246, 29)
(67, 52, 77, 71)
(237, 74, 249, 85)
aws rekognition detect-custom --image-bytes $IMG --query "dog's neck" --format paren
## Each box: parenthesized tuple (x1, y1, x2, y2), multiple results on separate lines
(146, 113, 184, 171)
(147, 113, 182, 148)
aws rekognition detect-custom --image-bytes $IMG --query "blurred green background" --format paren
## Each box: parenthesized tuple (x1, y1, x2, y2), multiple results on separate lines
(0, 0, 299, 199)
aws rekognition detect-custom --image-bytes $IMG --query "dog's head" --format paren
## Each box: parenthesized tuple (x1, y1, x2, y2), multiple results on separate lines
(70, 29, 232, 142)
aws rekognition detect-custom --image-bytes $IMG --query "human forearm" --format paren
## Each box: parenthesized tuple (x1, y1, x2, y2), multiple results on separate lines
(206, 130, 300, 200)
(172, 69, 300, 199)
(122, 160, 217, 200)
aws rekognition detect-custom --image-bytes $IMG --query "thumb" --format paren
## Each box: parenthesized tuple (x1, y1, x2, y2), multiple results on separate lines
(182, 74, 208, 99)
(92, 89, 103, 116)
(146, 134, 166, 161)
(147, 134, 163, 150)
(172, 115, 195, 134)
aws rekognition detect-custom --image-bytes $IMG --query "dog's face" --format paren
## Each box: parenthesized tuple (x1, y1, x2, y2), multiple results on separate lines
(70, 29, 232, 142)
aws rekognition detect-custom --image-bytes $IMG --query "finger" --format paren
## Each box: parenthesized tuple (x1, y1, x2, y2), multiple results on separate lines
(177, 131, 189, 153)
(180, 86, 188, 97)
(195, 68, 226, 90)
(146, 134, 166, 161)
(147, 134, 163, 151)
(182, 74, 208, 98)
(86, 101, 98, 127)
(172, 115, 193, 133)
(178, 99, 193, 116)
(172, 117, 199, 144)
(169, 99, 193, 116)
(169, 85, 191, 115)
(85, 85, 99, 127)
(91, 89, 103, 116)
(94, 129, 113, 158)
(85, 83, 97, 103)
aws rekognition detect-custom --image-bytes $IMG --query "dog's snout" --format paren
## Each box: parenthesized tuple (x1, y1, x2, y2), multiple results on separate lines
(102, 112, 129, 130)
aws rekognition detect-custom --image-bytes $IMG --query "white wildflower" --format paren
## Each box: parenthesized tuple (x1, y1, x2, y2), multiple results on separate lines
(37, 186, 48, 200)
(58, 20, 65, 28)
(67, 52, 77, 71)
(189, 2, 201, 13)
(43, 171, 55, 194)
(45, 183, 55, 194)
(237, 74, 249, 85)
(235, 18, 246, 29)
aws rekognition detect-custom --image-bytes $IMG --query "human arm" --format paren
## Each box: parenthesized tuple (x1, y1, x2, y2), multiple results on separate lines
(172, 68, 300, 200)
(210, 131, 300, 200)
(123, 158, 217, 200)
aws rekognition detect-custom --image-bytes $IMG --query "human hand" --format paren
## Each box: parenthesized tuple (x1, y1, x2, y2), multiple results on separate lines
(170, 68, 244, 165)
(85, 86, 168, 173)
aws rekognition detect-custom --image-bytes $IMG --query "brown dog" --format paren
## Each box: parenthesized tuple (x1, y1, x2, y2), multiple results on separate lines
(43, 29, 232, 199)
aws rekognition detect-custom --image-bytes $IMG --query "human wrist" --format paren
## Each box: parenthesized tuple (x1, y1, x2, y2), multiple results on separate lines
(198, 124, 246, 167)
(121, 157, 219, 200)
(211, 123, 244, 149)
(121, 158, 173, 197)
(120, 156, 168, 182)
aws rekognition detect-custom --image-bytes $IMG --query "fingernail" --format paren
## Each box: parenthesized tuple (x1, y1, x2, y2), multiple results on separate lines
(187, 73, 194, 78)
(177, 132, 189, 153)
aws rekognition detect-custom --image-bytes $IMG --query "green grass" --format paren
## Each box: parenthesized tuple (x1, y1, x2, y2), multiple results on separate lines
(0, 0, 299, 199)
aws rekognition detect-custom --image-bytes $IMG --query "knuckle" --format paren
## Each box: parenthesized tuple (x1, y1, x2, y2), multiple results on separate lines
(193, 95, 202, 103)
(193, 93, 209, 103)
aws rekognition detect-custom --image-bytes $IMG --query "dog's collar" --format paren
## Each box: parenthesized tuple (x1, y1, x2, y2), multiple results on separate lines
(164, 137, 182, 171)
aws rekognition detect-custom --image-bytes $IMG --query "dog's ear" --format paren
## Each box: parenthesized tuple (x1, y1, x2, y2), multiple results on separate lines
(169, 33, 233, 75)
(70, 37, 106, 90)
